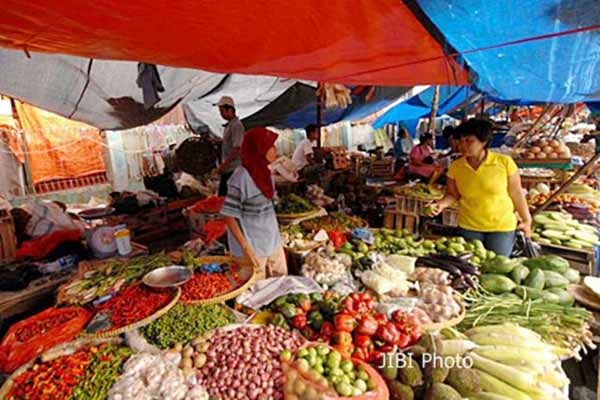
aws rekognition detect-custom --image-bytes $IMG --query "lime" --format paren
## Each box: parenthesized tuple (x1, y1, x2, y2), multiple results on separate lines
(326, 352, 342, 369)
(295, 358, 310, 373)
(314, 364, 325, 375)
(280, 349, 292, 362)
(335, 382, 353, 397)
(328, 367, 344, 377)
(357, 370, 369, 381)
(297, 348, 309, 358)
(351, 387, 363, 396)
(354, 379, 368, 392)
(340, 360, 354, 373)
(316, 344, 330, 356)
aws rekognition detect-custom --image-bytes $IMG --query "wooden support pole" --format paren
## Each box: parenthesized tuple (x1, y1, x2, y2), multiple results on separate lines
(316, 83, 323, 148)
(514, 104, 553, 150)
(427, 85, 440, 134)
(10, 98, 35, 194)
(533, 151, 600, 215)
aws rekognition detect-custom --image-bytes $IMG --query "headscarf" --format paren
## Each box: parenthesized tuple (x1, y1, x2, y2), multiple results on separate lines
(241, 127, 278, 199)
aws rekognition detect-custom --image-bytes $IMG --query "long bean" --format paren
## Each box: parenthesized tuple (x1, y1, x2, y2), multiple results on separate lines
(459, 288, 595, 357)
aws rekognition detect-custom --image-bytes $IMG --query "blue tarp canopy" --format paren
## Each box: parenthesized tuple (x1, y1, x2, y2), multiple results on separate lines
(372, 86, 474, 134)
(417, 0, 600, 103)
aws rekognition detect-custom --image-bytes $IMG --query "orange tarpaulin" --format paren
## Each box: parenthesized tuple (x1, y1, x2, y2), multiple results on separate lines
(0, 0, 468, 86)
(15, 102, 106, 184)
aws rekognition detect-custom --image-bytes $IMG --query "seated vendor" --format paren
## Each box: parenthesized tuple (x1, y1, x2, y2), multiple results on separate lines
(408, 133, 443, 184)
(292, 124, 319, 170)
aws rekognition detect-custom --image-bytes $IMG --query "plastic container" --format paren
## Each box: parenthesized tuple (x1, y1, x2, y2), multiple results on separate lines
(114, 228, 132, 255)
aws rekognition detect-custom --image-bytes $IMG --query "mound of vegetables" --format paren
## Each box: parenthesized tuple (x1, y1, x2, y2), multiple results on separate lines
(394, 183, 445, 200)
(196, 325, 305, 400)
(460, 289, 593, 357)
(89, 284, 174, 333)
(6, 343, 131, 400)
(281, 344, 379, 398)
(301, 212, 368, 232)
(382, 324, 571, 400)
(532, 211, 599, 249)
(339, 230, 495, 267)
(58, 253, 172, 305)
(479, 255, 579, 305)
(141, 304, 236, 349)
(276, 193, 317, 214)
(267, 292, 422, 363)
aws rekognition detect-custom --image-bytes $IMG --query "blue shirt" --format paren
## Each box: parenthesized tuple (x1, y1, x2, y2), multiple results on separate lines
(221, 166, 280, 258)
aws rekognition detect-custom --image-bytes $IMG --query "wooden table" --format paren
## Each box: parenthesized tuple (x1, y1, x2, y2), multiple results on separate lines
(0, 242, 148, 320)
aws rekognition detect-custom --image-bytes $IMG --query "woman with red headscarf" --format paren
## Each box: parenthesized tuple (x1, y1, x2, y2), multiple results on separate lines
(221, 127, 287, 278)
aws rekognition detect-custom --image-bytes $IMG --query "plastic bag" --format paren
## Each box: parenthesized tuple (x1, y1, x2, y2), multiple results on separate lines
(282, 344, 389, 400)
(236, 276, 324, 310)
(0, 306, 91, 373)
(23, 200, 84, 238)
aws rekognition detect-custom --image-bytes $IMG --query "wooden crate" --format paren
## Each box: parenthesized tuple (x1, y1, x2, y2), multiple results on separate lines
(383, 209, 420, 234)
(0, 211, 17, 261)
(396, 194, 431, 216)
(442, 207, 459, 227)
(369, 159, 394, 177)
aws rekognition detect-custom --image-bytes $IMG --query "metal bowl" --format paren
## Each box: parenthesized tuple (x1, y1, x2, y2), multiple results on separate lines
(143, 266, 192, 288)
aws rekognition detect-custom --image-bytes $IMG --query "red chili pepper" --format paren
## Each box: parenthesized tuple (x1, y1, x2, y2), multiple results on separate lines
(378, 344, 394, 354)
(291, 314, 307, 329)
(353, 334, 373, 348)
(94, 284, 171, 330)
(356, 315, 378, 336)
(334, 314, 356, 333)
(180, 272, 231, 302)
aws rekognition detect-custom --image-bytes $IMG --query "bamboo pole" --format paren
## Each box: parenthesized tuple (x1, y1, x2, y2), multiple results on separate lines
(427, 85, 440, 134)
(533, 151, 600, 215)
(10, 98, 35, 194)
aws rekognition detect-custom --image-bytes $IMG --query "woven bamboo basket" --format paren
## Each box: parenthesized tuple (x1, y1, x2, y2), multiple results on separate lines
(0, 337, 124, 398)
(180, 256, 255, 306)
(80, 288, 180, 339)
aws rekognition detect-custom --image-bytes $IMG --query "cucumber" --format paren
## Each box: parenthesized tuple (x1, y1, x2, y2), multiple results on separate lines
(542, 223, 570, 232)
(541, 230, 569, 240)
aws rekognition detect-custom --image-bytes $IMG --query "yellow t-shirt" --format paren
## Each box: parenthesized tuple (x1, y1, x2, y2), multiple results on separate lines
(447, 151, 518, 232)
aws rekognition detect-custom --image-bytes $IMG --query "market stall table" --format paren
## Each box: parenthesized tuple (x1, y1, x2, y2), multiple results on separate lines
(0, 242, 148, 320)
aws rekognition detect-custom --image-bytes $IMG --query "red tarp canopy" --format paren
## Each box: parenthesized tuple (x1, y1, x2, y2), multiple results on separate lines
(0, 0, 468, 86)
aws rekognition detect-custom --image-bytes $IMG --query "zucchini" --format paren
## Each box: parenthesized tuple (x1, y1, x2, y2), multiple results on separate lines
(480, 274, 517, 294)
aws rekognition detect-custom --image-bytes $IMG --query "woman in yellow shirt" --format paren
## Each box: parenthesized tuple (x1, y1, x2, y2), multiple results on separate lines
(431, 119, 531, 256)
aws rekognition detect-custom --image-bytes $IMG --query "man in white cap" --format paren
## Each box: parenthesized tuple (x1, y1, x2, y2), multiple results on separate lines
(215, 96, 245, 196)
